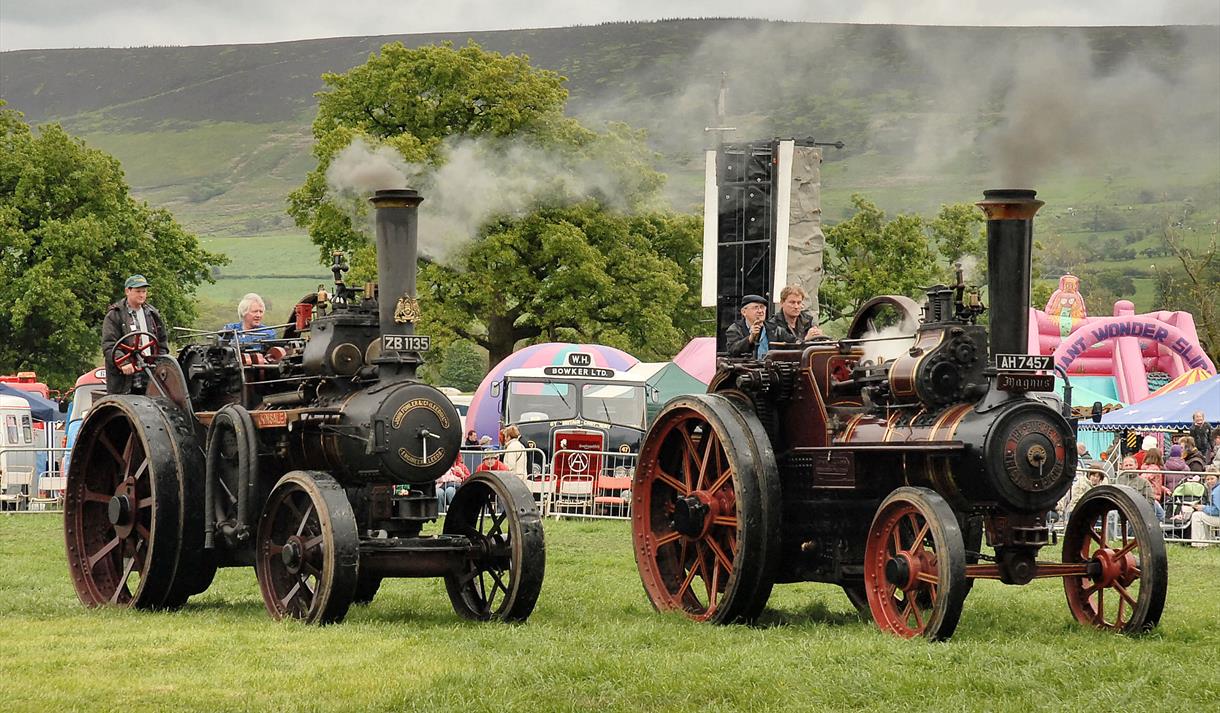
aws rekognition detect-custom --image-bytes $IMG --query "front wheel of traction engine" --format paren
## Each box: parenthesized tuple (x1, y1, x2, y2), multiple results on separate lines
(63, 396, 205, 610)
(863, 487, 968, 640)
(254, 471, 359, 625)
(631, 394, 780, 625)
(1062, 484, 1167, 634)
(443, 472, 546, 621)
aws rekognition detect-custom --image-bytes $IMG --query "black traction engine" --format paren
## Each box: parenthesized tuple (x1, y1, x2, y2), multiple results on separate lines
(64, 189, 545, 624)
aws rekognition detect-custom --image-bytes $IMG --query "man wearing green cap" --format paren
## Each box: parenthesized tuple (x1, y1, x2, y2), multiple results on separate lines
(101, 274, 169, 394)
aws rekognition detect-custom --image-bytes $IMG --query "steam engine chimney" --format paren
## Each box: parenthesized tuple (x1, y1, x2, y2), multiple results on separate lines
(976, 189, 1044, 361)
(369, 188, 424, 378)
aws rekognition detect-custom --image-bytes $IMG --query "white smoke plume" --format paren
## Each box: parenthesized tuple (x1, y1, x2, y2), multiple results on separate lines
(408, 136, 633, 258)
(572, 22, 1218, 206)
(858, 318, 919, 365)
(325, 137, 409, 194)
(324, 135, 640, 259)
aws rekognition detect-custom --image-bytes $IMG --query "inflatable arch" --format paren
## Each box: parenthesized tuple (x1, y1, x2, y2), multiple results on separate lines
(1030, 275, 1215, 403)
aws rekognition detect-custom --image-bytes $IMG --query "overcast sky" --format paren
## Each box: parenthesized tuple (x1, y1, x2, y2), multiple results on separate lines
(1, 0, 1217, 51)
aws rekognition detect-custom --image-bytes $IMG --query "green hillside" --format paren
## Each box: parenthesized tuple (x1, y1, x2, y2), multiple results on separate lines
(3, 20, 1217, 322)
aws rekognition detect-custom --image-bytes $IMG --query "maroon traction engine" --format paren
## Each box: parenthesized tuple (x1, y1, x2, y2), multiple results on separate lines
(631, 189, 1167, 639)
(63, 189, 545, 625)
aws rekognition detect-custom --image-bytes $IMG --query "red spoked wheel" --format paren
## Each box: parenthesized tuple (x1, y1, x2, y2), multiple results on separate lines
(863, 487, 967, 640)
(1062, 484, 1167, 634)
(63, 397, 186, 609)
(632, 394, 779, 624)
(255, 471, 359, 625)
(110, 329, 160, 372)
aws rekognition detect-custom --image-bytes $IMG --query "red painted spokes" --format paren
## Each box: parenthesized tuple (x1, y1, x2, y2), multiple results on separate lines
(863, 487, 966, 640)
(1062, 484, 1166, 634)
(112, 330, 158, 368)
(636, 408, 739, 621)
(866, 505, 940, 637)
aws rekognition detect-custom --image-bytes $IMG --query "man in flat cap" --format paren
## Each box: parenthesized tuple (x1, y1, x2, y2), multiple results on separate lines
(724, 294, 769, 357)
(101, 274, 169, 394)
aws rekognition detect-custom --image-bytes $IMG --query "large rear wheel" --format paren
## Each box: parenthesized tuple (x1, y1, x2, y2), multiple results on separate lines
(632, 394, 779, 624)
(64, 397, 191, 609)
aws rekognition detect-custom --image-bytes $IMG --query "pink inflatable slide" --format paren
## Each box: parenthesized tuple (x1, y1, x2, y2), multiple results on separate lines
(1029, 275, 1215, 403)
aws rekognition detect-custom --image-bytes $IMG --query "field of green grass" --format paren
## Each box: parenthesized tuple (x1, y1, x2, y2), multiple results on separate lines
(2, 514, 1217, 712)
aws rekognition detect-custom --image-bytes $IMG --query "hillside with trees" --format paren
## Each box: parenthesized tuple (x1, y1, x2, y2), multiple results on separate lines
(3, 19, 1217, 364)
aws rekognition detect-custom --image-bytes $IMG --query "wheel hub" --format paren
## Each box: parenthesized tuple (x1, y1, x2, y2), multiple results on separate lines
(672, 491, 721, 538)
(884, 554, 916, 589)
(108, 494, 131, 526)
(281, 536, 304, 574)
(1089, 547, 1138, 588)
(108, 479, 139, 538)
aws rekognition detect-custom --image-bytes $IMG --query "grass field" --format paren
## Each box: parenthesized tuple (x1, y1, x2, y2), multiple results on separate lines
(2, 514, 1217, 712)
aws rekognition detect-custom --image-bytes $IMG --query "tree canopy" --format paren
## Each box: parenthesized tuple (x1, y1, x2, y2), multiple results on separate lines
(0, 105, 225, 389)
(413, 203, 702, 366)
(819, 195, 943, 323)
(288, 41, 705, 369)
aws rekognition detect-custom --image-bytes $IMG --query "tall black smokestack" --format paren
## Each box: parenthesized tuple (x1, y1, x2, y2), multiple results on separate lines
(369, 188, 424, 378)
(976, 189, 1043, 360)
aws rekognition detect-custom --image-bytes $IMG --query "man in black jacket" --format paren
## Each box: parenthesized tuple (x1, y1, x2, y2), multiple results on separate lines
(101, 274, 169, 394)
(1189, 411, 1214, 461)
(723, 294, 768, 357)
(765, 285, 823, 344)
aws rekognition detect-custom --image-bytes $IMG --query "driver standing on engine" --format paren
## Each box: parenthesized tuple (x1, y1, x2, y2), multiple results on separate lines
(101, 274, 169, 394)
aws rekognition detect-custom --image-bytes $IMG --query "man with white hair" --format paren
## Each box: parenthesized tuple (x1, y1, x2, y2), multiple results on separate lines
(222, 293, 276, 345)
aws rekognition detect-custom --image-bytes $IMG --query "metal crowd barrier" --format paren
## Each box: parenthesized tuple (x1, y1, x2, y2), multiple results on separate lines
(452, 447, 550, 514)
(1059, 466, 1219, 546)
(1, 445, 71, 513)
(544, 449, 637, 521)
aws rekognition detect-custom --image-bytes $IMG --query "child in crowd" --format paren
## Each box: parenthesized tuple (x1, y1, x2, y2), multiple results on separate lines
(1140, 448, 1169, 504)
(436, 454, 470, 514)
(1116, 455, 1162, 521)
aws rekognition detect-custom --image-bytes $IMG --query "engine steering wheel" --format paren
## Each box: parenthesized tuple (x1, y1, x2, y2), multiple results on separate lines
(110, 330, 160, 374)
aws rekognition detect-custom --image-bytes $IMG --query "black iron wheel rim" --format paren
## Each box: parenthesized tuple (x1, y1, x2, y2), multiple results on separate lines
(443, 472, 545, 622)
(63, 399, 180, 609)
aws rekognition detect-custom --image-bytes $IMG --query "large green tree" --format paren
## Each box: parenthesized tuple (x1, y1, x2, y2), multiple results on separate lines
(413, 203, 700, 366)
(289, 41, 705, 368)
(0, 106, 225, 389)
(819, 195, 942, 323)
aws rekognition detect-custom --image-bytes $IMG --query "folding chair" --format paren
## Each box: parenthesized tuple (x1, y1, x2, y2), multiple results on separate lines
(552, 474, 594, 517)
(28, 473, 67, 511)
(0, 467, 34, 511)
(593, 472, 632, 518)
(524, 475, 556, 517)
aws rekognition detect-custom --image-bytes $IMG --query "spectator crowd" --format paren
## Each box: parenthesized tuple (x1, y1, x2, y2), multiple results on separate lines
(1058, 410, 1220, 546)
